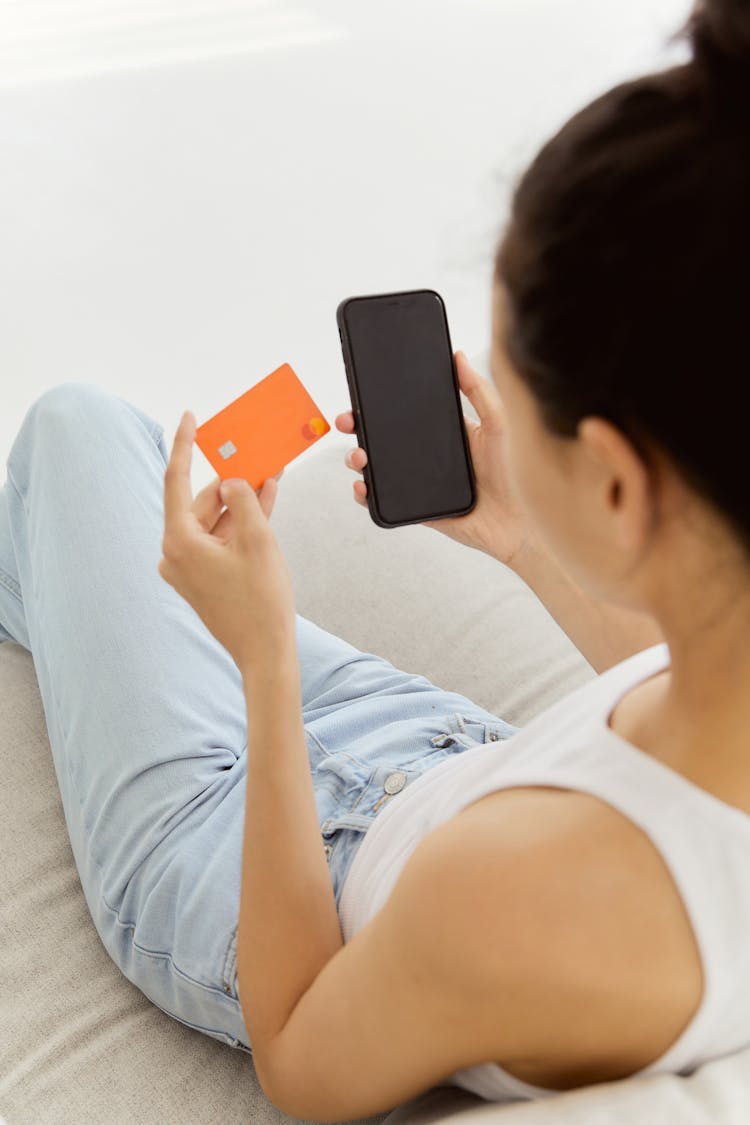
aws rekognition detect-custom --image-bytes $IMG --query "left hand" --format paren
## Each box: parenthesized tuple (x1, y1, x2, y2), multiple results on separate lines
(158, 410, 297, 672)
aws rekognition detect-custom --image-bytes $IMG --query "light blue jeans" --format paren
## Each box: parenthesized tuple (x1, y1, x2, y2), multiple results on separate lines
(0, 382, 519, 1052)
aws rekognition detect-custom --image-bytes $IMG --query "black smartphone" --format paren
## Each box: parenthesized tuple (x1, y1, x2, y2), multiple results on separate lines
(336, 289, 477, 529)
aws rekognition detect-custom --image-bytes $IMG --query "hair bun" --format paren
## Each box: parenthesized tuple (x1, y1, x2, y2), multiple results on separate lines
(676, 0, 750, 109)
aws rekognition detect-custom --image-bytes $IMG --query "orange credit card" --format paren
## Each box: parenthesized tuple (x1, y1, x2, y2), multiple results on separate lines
(194, 362, 331, 490)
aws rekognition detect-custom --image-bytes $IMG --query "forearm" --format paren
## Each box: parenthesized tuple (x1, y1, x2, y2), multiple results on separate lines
(506, 538, 665, 674)
(235, 647, 343, 1083)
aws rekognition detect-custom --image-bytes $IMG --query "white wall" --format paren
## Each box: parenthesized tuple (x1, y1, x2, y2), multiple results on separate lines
(0, 0, 691, 492)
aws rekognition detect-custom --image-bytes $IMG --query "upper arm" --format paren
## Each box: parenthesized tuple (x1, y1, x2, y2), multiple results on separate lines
(256, 823, 530, 1122)
(256, 788, 701, 1120)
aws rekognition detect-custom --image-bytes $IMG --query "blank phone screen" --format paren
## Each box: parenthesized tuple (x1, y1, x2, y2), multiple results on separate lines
(343, 291, 473, 525)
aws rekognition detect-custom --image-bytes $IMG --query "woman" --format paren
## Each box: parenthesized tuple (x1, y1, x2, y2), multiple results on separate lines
(2, 0, 749, 1118)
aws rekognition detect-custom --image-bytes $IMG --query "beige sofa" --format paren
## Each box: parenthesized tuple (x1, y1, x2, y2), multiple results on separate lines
(2, 350, 749, 1124)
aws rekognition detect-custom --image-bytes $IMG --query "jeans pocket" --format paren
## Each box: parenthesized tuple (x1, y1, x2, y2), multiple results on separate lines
(440, 710, 518, 748)
(317, 710, 513, 839)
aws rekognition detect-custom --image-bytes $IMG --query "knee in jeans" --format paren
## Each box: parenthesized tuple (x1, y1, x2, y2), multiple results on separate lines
(8, 382, 126, 484)
(30, 381, 116, 422)
(8, 383, 164, 491)
(20, 382, 130, 451)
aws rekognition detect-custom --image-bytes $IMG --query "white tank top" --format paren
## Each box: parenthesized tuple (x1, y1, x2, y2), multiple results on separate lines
(338, 643, 750, 1102)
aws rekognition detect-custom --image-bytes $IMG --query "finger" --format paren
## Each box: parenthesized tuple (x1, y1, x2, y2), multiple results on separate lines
(193, 476, 224, 533)
(345, 447, 367, 471)
(211, 505, 233, 541)
(164, 411, 196, 536)
(219, 477, 263, 541)
(212, 474, 278, 540)
(257, 477, 278, 521)
(353, 480, 367, 505)
(455, 351, 504, 432)
(335, 412, 355, 434)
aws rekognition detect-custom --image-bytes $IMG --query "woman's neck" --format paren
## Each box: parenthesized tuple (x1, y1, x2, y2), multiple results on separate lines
(639, 571, 750, 788)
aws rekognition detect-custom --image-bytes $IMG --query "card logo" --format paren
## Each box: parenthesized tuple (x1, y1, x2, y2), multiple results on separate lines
(301, 416, 326, 441)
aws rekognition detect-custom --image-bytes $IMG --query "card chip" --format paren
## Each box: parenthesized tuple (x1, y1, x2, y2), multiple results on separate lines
(218, 440, 237, 460)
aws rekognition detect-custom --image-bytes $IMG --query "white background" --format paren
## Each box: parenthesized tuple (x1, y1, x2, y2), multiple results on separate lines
(0, 0, 690, 492)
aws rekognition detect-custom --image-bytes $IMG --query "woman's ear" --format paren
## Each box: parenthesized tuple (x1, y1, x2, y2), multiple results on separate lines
(577, 416, 655, 557)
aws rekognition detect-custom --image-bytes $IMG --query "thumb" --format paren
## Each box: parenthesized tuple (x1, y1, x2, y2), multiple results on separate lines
(219, 478, 259, 533)
(455, 350, 505, 434)
(220, 475, 278, 527)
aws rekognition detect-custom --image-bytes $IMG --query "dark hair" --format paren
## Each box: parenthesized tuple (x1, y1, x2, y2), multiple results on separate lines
(495, 0, 750, 556)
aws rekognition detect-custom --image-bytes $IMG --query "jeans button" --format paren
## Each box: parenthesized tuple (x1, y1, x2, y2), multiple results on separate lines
(384, 770, 407, 795)
(323, 843, 333, 860)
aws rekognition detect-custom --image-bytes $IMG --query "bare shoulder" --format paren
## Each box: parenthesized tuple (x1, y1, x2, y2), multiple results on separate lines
(410, 785, 705, 1090)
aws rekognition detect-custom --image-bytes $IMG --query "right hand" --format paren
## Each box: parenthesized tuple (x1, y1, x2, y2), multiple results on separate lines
(334, 349, 539, 567)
